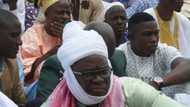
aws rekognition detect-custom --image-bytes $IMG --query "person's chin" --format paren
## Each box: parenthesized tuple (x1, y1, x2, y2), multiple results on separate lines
(87, 88, 108, 96)
(175, 8, 182, 12)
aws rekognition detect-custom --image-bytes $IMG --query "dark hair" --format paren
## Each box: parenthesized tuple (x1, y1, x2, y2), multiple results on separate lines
(128, 12, 155, 31)
(0, 9, 19, 28)
(127, 12, 155, 40)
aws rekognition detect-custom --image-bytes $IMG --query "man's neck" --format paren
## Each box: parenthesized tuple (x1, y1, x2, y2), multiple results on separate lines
(115, 33, 126, 47)
(156, 5, 173, 21)
(130, 43, 151, 57)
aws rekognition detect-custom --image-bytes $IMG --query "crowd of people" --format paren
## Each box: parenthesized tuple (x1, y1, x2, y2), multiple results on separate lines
(0, 0, 190, 107)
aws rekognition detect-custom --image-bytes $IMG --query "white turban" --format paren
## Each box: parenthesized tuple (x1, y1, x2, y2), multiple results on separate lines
(102, 1, 125, 20)
(57, 21, 113, 105)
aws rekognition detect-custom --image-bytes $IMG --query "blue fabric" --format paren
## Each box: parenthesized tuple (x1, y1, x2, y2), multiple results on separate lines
(16, 57, 24, 83)
(16, 57, 38, 102)
(107, 0, 159, 18)
(125, 0, 159, 18)
(24, 80, 38, 102)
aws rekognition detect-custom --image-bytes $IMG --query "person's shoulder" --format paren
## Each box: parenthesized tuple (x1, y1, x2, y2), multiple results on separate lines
(42, 55, 63, 71)
(144, 7, 154, 13)
(176, 12, 190, 21)
(117, 42, 128, 52)
(5, 58, 17, 68)
(22, 22, 43, 39)
(157, 43, 179, 53)
(120, 77, 161, 106)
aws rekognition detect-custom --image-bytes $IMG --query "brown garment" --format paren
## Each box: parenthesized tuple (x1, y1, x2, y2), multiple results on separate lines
(0, 58, 26, 106)
(79, 0, 104, 24)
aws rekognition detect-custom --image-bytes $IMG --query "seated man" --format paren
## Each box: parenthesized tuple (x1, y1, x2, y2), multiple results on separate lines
(118, 12, 190, 97)
(32, 22, 122, 107)
(0, 9, 26, 106)
(42, 21, 185, 107)
(104, 2, 128, 46)
(145, 0, 190, 58)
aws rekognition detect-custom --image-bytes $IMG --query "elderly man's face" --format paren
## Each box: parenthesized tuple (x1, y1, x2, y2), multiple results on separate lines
(0, 20, 22, 58)
(105, 6, 127, 42)
(71, 54, 111, 96)
(44, 1, 72, 38)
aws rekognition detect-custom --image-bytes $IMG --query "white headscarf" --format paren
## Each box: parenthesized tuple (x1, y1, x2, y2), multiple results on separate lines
(57, 21, 113, 105)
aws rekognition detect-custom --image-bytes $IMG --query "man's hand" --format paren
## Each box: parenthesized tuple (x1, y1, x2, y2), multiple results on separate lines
(149, 81, 161, 90)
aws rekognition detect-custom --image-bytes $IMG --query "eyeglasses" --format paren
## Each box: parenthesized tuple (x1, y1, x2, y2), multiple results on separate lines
(73, 65, 112, 79)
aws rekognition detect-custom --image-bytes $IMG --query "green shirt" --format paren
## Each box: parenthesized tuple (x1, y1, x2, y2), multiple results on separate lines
(122, 77, 186, 107)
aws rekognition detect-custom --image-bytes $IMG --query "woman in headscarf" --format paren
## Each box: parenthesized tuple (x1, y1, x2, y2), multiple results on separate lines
(19, 0, 72, 85)
(41, 21, 186, 107)
(36, 0, 104, 24)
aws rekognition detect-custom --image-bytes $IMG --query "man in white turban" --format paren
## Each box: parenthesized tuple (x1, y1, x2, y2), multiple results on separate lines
(41, 21, 186, 107)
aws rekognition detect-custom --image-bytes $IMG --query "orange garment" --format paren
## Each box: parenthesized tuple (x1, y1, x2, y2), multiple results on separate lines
(19, 22, 61, 81)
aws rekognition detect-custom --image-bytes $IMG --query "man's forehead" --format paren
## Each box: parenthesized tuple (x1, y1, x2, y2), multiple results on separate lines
(72, 55, 107, 71)
(135, 21, 157, 29)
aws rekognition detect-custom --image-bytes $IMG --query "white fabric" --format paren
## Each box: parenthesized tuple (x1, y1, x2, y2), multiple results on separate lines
(181, 0, 190, 18)
(57, 21, 113, 105)
(0, 0, 25, 31)
(101, 1, 125, 20)
(175, 93, 190, 107)
(118, 42, 184, 97)
(145, 8, 190, 58)
(0, 91, 18, 107)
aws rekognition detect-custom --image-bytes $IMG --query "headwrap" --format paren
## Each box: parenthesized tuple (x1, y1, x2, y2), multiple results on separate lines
(36, 0, 58, 22)
(57, 21, 113, 105)
(38, 0, 58, 13)
(103, 2, 125, 20)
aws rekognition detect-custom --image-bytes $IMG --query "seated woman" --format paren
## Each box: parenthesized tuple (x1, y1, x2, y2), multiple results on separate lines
(41, 21, 185, 107)
(18, 0, 72, 101)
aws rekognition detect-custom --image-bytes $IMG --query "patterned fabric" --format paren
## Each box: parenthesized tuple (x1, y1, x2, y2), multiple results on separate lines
(25, 1, 38, 30)
(103, 0, 159, 18)
(118, 42, 185, 97)
(19, 23, 61, 81)
(125, 0, 159, 18)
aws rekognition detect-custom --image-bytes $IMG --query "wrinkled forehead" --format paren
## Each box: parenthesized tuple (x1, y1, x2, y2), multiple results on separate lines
(106, 6, 126, 17)
(71, 54, 108, 72)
